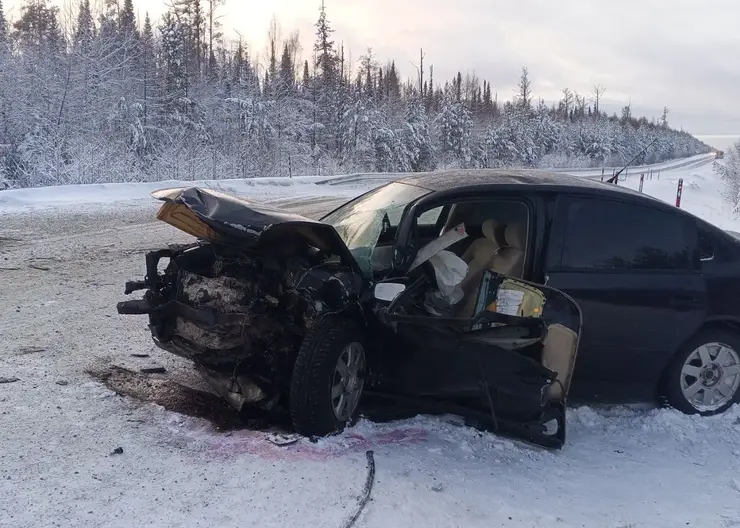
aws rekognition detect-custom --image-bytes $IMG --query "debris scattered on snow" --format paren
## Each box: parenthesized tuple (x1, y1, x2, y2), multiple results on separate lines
(266, 433, 301, 446)
(0, 377, 19, 384)
(109, 447, 124, 456)
(55, 380, 68, 386)
(131, 353, 150, 358)
(140, 367, 166, 374)
(16, 346, 45, 355)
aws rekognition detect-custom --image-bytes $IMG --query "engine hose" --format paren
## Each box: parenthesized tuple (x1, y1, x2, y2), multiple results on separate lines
(340, 450, 376, 528)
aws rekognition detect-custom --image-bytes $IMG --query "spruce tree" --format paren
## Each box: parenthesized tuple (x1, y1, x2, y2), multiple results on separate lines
(279, 43, 294, 95)
(73, 0, 95, 49)
(0, 0, 7, 48)
(302, 60, 311, 91)
(119, 0, 137, 39)
(140, 13, 155, 125)
(314, 0, 337, 88)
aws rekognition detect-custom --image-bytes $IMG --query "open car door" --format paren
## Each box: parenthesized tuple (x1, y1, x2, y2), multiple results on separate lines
(374, 270, 582, 449)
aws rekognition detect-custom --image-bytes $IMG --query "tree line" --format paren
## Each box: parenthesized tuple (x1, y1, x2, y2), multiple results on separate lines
(0, 0, 710, 188)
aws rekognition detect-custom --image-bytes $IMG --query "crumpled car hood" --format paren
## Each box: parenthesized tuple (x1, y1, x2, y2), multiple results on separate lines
(151, 187, 362, 272)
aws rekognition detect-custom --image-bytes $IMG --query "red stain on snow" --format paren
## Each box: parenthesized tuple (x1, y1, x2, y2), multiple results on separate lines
(205, 427, 429, 461)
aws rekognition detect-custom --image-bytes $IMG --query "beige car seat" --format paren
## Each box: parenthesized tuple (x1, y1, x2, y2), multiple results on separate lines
(494, 223, 526, 278)
(457, 219, 502, 318)
(541, 323, 579, 401)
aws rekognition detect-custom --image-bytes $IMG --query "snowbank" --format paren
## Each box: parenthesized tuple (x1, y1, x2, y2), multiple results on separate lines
(0, 154, 715, 214)
(0, 176, 358, 214)
(615, 157, 740, 231)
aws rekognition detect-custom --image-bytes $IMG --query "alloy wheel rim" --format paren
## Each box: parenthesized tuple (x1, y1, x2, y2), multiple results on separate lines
(331, 342, 366, 421)
(680, 342, 740, 412)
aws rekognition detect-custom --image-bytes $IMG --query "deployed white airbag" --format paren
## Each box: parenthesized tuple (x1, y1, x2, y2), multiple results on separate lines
(428, 250, 468, 305)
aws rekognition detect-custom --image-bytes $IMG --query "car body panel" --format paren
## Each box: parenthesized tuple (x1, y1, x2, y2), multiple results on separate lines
(152, 187, 364, 274)
(369, 270, 582, 447)
(117, 168, 740, 444)
(543, 193, 709, 399)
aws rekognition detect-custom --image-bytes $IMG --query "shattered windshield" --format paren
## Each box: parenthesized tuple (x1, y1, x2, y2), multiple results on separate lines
(322, 182, 431, 273)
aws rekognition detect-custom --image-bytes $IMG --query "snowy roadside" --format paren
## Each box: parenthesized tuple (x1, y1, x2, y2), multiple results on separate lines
(2, 160, 740, 528)
(615, 157, 740, 231)
(0, 154, 714, 216)
(0, 176, 372, 216)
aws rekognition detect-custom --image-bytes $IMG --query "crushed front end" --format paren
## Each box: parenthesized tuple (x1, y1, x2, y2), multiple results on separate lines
(118, 243, 308, 412)
(117, 187, 366, 416)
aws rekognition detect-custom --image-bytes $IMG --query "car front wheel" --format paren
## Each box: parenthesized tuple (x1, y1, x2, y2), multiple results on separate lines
(662, 330, 740, 415)
(290, 317, 366, 437)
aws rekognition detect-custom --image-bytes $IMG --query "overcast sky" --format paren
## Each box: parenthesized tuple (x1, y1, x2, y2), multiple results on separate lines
(5, 0, 740, 135)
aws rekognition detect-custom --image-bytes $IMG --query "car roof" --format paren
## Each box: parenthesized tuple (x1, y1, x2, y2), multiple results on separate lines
(397, 168, 661, 203)
(391, 168, 740, 248)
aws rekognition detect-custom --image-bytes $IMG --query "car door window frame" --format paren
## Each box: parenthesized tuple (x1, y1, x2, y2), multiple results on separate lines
(547, 195, 699, 275)
(394, 191, 536, 278)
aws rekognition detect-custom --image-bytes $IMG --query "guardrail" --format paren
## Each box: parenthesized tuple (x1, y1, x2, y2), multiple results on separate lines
(316, 154, 715, 187)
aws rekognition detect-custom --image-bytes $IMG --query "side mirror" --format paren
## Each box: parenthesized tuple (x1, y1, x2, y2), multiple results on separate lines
(374, 282, 406, 302)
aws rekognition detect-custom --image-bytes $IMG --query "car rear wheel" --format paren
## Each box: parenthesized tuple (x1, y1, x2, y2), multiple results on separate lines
(290, 317, 366, 437)
(662, 329, 740, 415)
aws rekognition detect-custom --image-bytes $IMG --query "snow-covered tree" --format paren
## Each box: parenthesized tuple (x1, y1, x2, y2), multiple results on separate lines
(73, 0, 95, 50)
(119, 0, 137, 40)
(160, 12, 188, 101)
(0, 0, 8, 50)
(314, 0, 338, 88)
(436, 100, 472, 165)
(516, 67, 532, 110)
(0, 0, 711, 188)
(404, 100, 435, 172)
(13, 0, 62, 52)
(715, 140, 740, 211)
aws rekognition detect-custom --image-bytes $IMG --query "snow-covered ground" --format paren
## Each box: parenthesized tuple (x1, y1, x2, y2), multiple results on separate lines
(2, 159, 740, 528)
(0, 176, 367, 214)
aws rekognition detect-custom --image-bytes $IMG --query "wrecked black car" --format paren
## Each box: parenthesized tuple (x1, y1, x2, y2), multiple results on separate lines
(118, 175, 582, 448)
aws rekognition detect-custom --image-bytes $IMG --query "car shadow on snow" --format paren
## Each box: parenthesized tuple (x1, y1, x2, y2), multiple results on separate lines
(86, 365, 439, 461)
(88, 366, 738, 463)
(87, 365, 422, 433)
(87, 366, 253, 431)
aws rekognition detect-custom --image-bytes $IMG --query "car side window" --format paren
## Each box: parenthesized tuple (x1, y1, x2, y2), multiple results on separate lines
(418, 206, 443, 226)
(560, 198, 691, 271)
(697, 229, 715, 262)
(697, 226, 740, 264)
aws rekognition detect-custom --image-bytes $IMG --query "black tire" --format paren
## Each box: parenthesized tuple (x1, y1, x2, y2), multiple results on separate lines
(661, 328, 740, 415)
(290, 317, 365, 437)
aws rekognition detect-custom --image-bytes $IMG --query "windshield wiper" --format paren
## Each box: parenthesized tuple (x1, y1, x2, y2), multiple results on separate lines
(606, 138, 659, 184)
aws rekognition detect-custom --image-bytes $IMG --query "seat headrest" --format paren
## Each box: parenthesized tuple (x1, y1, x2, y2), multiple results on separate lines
(481, 219, 498, 242)
(504, 223, 526, 250)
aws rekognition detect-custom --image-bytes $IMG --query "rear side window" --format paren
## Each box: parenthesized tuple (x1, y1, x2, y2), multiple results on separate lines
(698, 226, 740, 263)
(561, 198, 692, 271)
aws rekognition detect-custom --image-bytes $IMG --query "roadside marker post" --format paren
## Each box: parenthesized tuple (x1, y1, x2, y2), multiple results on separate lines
(676, 178, 683, 208)
(639, 173, 644, 192)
